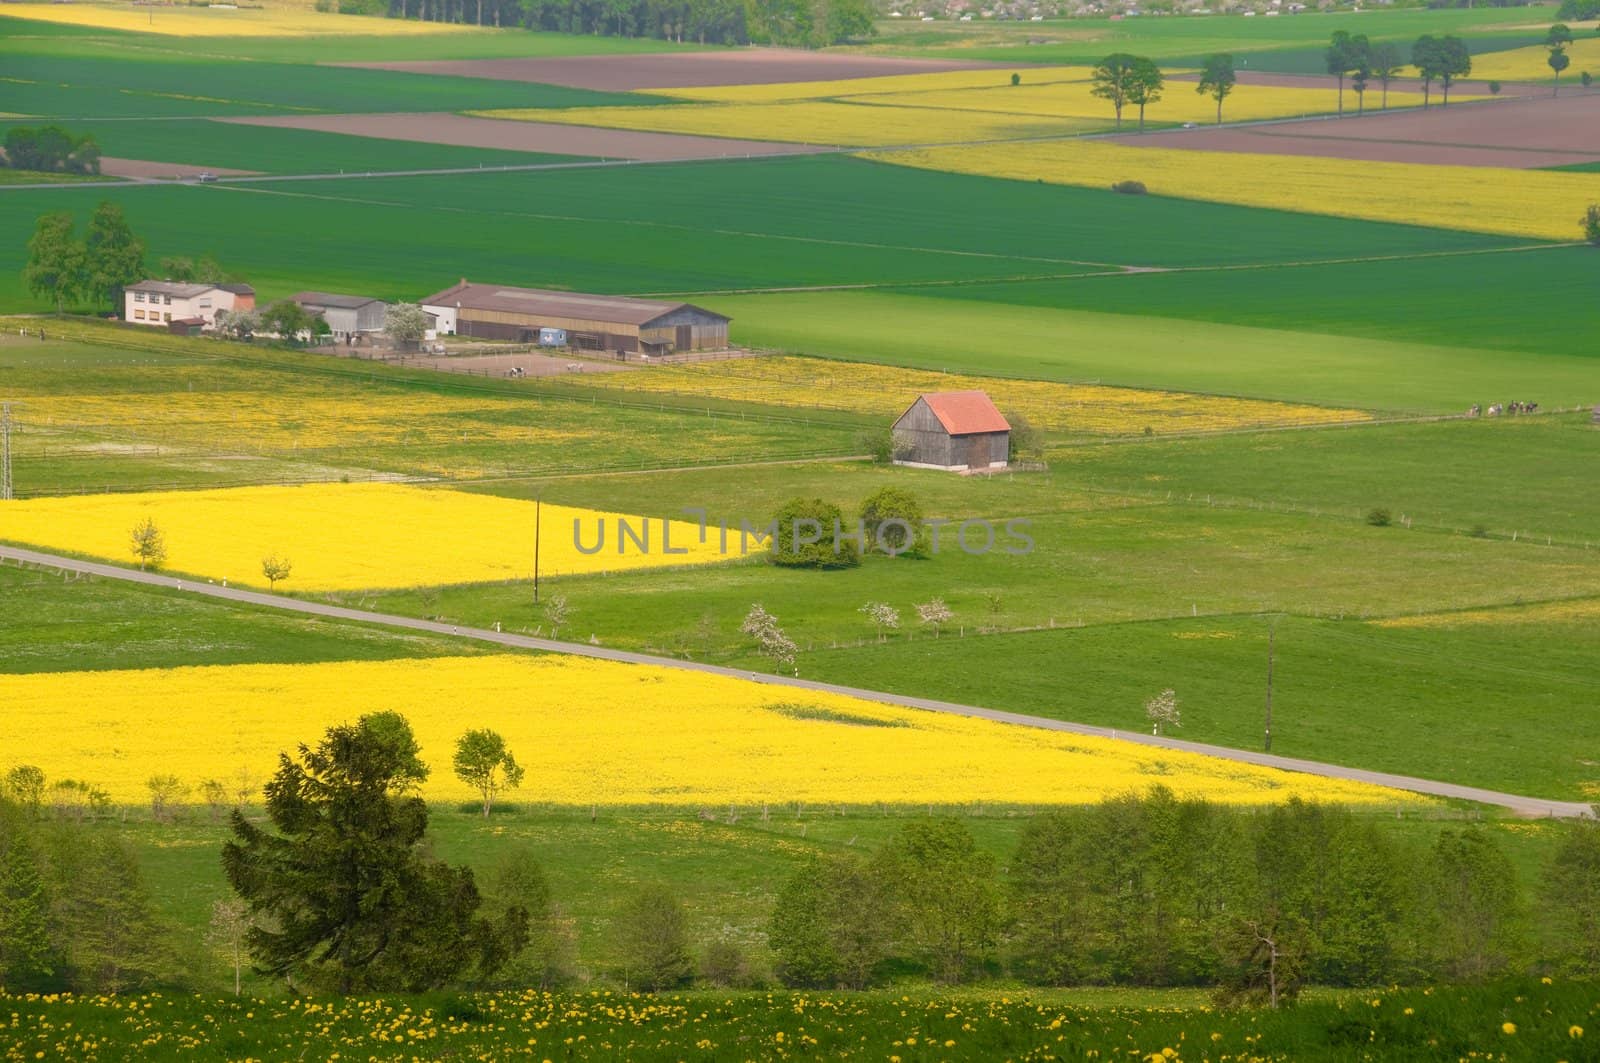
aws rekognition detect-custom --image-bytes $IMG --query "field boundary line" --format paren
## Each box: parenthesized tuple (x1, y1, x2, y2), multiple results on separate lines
(0, 542, 1590, 820)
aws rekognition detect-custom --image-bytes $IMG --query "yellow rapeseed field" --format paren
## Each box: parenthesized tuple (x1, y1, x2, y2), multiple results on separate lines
(0, 483, 741, 590)
(1370, 597, 1600, 629)
(0, 654, 1420, 807)
(849, 80, 1458, 126)
(477, 101, 1105, 147)
(0, 1, 478, 36)
(566, 355, 1369, 435)
(1460, 37, 1600, 81)
(865, 140, 1600, 240)
(652, 66, 1098, 103)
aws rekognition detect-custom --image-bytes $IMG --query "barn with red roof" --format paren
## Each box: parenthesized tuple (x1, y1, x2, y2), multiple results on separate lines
(890, 391, 1011, 472)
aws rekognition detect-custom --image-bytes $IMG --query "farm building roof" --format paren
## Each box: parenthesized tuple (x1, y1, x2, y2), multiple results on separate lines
(292, 291, 384, 310)
(420, 280, 728, 327)
(916, 391, 1010, 436)
(129, 280, 223, 299)
(217, 283, 255, 296)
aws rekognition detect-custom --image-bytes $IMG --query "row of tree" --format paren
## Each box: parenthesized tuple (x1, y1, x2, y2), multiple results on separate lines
(770, 790, 1600, 997)
(332, 0, 873, 46)
(24, 205, 144, 316)
(2, 126, 101, 176)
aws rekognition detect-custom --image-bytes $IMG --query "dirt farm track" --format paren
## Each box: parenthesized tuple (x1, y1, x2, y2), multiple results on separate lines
(337, 48, 1005, 91)
(1112, 92, 1600, 168)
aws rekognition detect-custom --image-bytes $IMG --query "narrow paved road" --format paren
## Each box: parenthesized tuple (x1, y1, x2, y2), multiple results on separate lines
(3, 543, 1591, 819)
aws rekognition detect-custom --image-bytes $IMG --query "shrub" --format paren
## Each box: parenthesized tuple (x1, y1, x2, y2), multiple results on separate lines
(1488, 80, 1502, 94)
(614, 884, 694, 991)
(1583, 203, 1600, 247)
(858, 486, 924, 556)
(1007, 412, 1044, 461)
(1011, 72, 1022, 86)
(1111, 179, 1148, 195)
(769, 497, 860, 568)
(1366, 508, 1393, 527)
(855, 427, 894, 464)
(701, 941, 754, 988)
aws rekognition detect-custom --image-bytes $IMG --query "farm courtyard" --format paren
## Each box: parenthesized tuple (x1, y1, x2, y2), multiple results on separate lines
(1, 1, 1599, 1057)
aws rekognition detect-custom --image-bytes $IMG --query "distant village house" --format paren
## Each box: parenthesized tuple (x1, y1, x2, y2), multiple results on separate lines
(892, 390, 1010, 472)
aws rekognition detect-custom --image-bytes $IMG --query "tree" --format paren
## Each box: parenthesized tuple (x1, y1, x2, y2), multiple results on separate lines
(24, 212, 85, 315)
(1196, 53, 1236, 125)
(199, 779, 230, 821)
(1007, 812, 1099, 985)
(1424, 828, 1522, 981)
(214, 308, 260, 341)
(452, 728, 525, 818)
(769, 855, 894, 989)
(146, 773, 189, 820)
(769, 497, 859, 569)
(84, 201, 145, 315)
(481, 846, 574, 989)
(859, 601, 900, 641)
(1145, 688, 1180, 735)
(0, 816, 56, 991)
(1326, 31, 1357, 116)
(1126, 57, 1165, 133)
(2, 766, 46, 816)
(205, 897, 255, 995)
(1006, 411, 1044, 463)
(47, 831, 170, 992)
(858, 486, 923, 556)
(1370, 42, 1404, 110)
(260, 553, 292, 590)
(2, 125, 99, 174)
(221, 711, 526, 992)
(1584, 204, 1600, 246)
(740, 603, 797, 671)
(874, 818, 1001, 983)
(260, 300, 328, 346)
(161, 253, 228, 284)
(384, 302, 430, 349)
(1413, 35, 1443, 108)
(1437, 36, 1471, 106)
(614, 883, 693, 990)
(915, 597, 953, 637)
(1091, 53, 1142, 130)
(1548, 24, 1575, 96)
(1543, 820, 1600, 974)
(544, 592, 569, 638)
(129, 516, 167, 571)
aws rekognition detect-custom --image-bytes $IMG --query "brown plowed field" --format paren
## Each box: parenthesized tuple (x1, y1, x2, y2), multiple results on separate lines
(99, 158, 260, 179)
(338, 49, 1003, 91)
(1108, 94, 1600, 168)
(221, 113, 822, 161)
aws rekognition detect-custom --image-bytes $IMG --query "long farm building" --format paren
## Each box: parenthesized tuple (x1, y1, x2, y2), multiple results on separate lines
(422, 280, 730, 355)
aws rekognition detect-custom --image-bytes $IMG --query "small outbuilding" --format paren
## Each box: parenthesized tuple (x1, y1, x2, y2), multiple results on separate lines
(891, 390, 1010, 472)
(291, 292, 387, 343)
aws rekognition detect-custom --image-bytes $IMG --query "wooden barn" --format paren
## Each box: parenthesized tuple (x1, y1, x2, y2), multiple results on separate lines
(892, 391, 1010, 472)
(420, 280, 730, 355)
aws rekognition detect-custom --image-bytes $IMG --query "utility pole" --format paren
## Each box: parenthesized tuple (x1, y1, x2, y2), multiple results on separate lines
(1, 403, 12, 501)
(532, 495, 542, 604)
(1264, 617, 1276, 752)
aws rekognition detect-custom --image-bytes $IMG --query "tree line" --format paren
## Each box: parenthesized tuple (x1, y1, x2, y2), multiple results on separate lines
(2, 126, 101, 176)
(7, 715, 1600, 1000)
(327, 0, 873, 46)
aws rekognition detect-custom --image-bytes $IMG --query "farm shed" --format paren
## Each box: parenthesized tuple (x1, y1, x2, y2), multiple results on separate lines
(892, 391, 1010, 472)
(420, 279, 730, 355)
(291, 292, 387, 341)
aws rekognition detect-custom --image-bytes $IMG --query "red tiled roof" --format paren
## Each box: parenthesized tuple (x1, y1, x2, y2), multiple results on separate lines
(918, 391, 1010, 435)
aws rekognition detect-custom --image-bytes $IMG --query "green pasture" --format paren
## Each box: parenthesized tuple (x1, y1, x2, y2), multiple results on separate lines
(1, 119, 582, 175)
(0, 155, 1523, 312)
(0, 561, 483, 674)
(0, 43, 651, 119)
(0, 333, 862, 492)
(867, 7, 1551, 66)
(716, 289, 1600, 412)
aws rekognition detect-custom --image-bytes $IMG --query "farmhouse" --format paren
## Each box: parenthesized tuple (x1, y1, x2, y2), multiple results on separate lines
(124, 281, 254, 328)
(892, 390, 1010, 472)
(291, 292, 387, 342)
(421, 279, 730, 355)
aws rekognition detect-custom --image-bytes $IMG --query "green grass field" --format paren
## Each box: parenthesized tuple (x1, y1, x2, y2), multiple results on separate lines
(2, 119, 582, 175)
(0, 39, 653, 119)
(0, 331, 863, 492)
